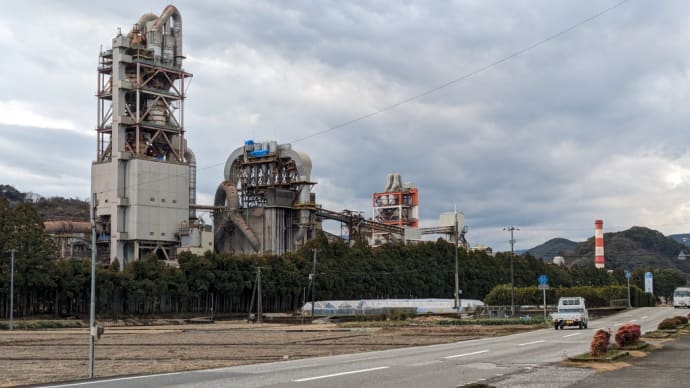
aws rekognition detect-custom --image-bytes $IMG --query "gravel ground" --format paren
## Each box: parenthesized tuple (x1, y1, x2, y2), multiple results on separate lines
(0, 320, 537, 387)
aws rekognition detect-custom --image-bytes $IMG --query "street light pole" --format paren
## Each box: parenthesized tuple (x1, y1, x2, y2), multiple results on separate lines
(627, 275, 631, 309)
(88, 193, 97, 378)
(504, 227, 519, 316)
(9, 249, 15, 331)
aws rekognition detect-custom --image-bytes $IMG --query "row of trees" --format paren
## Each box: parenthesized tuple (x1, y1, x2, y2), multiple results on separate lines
(0, 198, 687, 318)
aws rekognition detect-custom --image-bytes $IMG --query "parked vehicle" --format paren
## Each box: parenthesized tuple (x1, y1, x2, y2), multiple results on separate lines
(673, 287, 690, 308)
(551, 297, 588, 330)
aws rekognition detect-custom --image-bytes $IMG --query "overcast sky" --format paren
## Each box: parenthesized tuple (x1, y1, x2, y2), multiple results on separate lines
(2, 0, 690, 251)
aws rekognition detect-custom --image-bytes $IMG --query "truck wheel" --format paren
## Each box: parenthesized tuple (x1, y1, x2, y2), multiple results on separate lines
(554, 323, 559, 330)
(578, 322, 583, 329)
(559, 321, 565, 330)
(583, 321, 588, 329)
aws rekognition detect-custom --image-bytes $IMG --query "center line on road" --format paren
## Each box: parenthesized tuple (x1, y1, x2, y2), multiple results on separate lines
(293, 366, 389, 382)
(518, 340, 545, 346)
(630, 319, 638, 322)
(444, 350, 489, 359)
(641, 316, 648, 319)
(563, 332, 581, 338)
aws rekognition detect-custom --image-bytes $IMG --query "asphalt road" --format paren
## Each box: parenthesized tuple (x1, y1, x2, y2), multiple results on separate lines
(40, 307, 676, 388)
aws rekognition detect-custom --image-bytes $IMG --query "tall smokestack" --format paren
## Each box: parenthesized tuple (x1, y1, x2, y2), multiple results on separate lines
(594, 219, 605, 269)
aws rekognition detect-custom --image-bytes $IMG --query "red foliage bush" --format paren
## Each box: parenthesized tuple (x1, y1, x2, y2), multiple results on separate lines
(590, 329, 611, 356)
(615, 323, 641, 347)
(674, 315, 688, 325)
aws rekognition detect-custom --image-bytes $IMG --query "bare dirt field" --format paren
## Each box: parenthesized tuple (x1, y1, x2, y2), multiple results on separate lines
(0, 318, 538, 387)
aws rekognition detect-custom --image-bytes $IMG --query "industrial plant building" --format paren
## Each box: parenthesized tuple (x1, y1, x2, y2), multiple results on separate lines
(40, 5, 471, 268)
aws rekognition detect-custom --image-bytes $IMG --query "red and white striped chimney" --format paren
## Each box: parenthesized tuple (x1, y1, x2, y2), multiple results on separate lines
(594, 219, 605, 269)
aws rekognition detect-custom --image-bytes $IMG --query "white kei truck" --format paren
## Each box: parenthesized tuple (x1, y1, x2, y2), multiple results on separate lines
(673, 287, 690, 308)
(551, 297, 588, 330)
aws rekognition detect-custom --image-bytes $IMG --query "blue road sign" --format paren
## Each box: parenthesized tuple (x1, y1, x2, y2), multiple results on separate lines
(625, 270, 631, 279)
(538, 274, 548, 285)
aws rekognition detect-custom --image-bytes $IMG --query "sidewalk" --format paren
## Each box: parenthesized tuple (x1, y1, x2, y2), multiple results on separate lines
(570, 331, 690, 388)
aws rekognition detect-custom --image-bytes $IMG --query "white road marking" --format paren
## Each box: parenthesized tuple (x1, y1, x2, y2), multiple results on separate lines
(444, 350, 489, 359)
(40, 372, 188, 387)
(630, 319, 638, 322)
(613, 322, 623, 326)
(563, 332, 581, 338)
(641, 316, 648, 319)
(293, 366, 389, 382)
(518, 340, 545, 346)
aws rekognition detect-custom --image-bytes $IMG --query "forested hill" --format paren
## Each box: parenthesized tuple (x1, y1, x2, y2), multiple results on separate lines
(527, 238, 579, 261)
(0, 184, 89, 221)
(562, 226, 690, 273)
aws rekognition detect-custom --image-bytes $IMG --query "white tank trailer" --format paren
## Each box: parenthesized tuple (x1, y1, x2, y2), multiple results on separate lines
(91, 5, 197, 267)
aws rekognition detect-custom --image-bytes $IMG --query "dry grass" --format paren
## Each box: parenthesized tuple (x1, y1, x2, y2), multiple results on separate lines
(561, 360, 632, 372)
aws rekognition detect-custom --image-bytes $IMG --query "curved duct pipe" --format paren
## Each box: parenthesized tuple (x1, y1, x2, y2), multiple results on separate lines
(293, 151, 313, 244)
(213, 180, 260, 253)
(392, 173, 402, 191)
(44, 221, 91, 234)
(127, 13, 157, 39)
(384, 173, 394, 192)
(151, 5, 183, 66)
(184, 146, 196, 219)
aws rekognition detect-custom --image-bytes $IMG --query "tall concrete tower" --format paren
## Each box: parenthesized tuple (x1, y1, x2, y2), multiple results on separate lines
(91, 5, 194, 267)
(594, 219, 605, 269)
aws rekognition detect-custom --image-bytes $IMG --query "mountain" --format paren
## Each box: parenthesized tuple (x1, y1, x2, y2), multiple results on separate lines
(524, 226, 690, 273)
(0, 184, 89, 221)
(668, 233, 690, 246)
(527, 238, 579, 261)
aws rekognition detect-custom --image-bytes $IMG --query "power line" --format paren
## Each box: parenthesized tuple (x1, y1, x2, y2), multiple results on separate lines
(288, 0, 629, 144)
(91, 0, 629, 199)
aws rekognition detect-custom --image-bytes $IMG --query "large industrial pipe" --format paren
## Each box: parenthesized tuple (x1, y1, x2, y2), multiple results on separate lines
(44, 221, 91, 234)
(213, 181, 260, 253)
(151, 5, 183, 65)
(185, 146, 196, 219)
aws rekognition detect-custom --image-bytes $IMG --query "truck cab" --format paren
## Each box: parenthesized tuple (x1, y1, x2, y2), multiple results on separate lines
(673, 287, 690, 308)
(551, 297, 588, 330)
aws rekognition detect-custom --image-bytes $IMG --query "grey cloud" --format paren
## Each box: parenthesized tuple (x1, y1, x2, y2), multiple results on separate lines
(4, 1, 690, 251)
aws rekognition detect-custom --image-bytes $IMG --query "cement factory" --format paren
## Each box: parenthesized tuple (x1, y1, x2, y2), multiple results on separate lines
(76, 5, 468, 268)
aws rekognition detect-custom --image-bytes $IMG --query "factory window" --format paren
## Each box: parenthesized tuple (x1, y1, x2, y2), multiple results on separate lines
(172, 199, 176, 204)
(149, 232, 154, 236)
(150, 197, 155, 202)
(161, 198, 166, 203)
(161, 232, 166, 236)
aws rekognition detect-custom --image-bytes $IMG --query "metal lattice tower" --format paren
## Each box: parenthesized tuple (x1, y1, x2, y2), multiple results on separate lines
(91, 5, 194, 267)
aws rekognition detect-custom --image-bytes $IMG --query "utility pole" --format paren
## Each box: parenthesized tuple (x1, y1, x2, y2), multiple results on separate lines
(8, 249, 15, 331)
(257, 267, 263, 323)
(454, 209, 460, 312)
(310, 249, 317, 319)
(89, 193, 97, 379)
(504, 227, 519, 316)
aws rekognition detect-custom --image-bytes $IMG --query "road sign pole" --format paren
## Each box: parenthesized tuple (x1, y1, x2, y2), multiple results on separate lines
(543, 288, 546, 321)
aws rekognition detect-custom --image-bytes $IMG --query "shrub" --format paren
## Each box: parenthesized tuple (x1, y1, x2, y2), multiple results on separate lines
(615, 323, 641, 347)
(674, 315, 688, 325)
(658, 318, 681, 330)
(590, 329, 611, 356)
